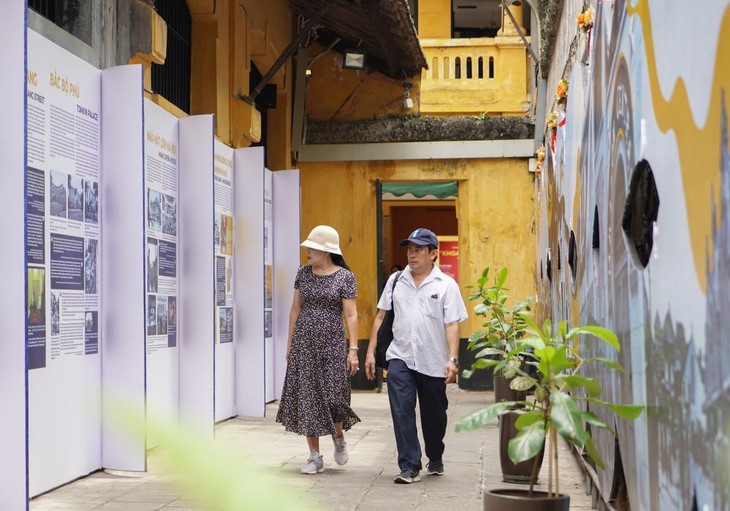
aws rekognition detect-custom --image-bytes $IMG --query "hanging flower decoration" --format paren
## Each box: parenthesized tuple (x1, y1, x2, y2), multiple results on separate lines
(577, 7, 595, 33)
(546, 110, 559, 130)
(578, 7, 595, 65)
(535, 145, 546, 174)
(556, 79, 569, 106)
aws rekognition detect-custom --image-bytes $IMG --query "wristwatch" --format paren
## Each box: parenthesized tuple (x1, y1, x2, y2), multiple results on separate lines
(448, 357, 459, 368)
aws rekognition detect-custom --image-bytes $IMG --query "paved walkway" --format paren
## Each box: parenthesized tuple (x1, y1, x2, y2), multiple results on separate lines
(31, 386, 594, 510)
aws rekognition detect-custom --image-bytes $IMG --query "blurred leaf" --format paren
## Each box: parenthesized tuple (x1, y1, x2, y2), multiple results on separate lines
(582, 411, 613, 433)
(514, 410, 544, 429)
(561, 375, 601, 397)
(510, 375, 536, 392)
(584, 435, 605, 469)
(605, 403, 645, 420)
(550, 392, 588, 447)
(496, 267, 509, 288)
(568, 325, 620, 351)
(584, 357, 625, 371)
(508, 419, 546, 464)
(455, 402, 512, 432)
(110, 401, 303, 511)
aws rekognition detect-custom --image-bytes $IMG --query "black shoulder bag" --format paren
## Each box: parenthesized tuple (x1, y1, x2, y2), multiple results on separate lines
(375, 271, 401, 369)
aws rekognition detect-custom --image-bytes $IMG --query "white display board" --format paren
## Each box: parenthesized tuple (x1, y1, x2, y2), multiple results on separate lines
(178, 115, 215, 438)
(233, 147, 266, 417)
(214, 141, 236, 421)
(272, 170, 301, 400)
(0, 5, 29, 508)
(264, 169, 275, 402)
(100, 64, 147, 471)
(144, 99, 180, 446)
(26, 29, 103, 496)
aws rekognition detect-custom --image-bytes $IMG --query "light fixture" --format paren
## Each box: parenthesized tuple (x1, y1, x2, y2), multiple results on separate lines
(403, 82, 414, 109)
(342, 49, 366, 70)
(305, 68, 312, 78)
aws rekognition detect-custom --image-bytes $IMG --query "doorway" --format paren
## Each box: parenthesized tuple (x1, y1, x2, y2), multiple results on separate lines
(376, 181, 459, 293)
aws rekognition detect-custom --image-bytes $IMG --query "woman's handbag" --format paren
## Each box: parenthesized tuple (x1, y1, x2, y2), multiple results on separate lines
(375, 271, 401, 368)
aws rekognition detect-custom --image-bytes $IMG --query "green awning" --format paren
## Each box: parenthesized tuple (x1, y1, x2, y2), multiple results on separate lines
(382, 181, 458, 199)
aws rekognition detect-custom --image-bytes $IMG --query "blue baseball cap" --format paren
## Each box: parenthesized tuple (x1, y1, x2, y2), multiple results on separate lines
(400, 228, 438, 248)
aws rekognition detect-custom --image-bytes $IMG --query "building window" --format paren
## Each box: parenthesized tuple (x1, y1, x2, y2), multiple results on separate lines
(29, 0, 93, 45)
(151, 0, 192, 114)
(452, 0, 501, 38)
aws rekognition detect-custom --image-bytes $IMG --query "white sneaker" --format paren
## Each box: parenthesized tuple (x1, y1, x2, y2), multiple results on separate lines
(300, 453, 324, 474)
(332, 434, 349, 465)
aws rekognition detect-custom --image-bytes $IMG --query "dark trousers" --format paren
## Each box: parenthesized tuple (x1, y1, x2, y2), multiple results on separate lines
(386, 358, 448, 471)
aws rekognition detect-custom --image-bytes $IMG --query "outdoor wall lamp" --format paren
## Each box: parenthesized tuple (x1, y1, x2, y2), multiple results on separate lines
(342, 49, 366, 70)
(403, 82, 414, 109)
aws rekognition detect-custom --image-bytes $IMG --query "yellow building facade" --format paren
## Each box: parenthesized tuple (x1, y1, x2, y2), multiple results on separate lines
(167, 0, 537, 338)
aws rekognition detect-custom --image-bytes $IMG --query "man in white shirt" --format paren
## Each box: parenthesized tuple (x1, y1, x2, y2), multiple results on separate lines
(365, 228, 468, 484)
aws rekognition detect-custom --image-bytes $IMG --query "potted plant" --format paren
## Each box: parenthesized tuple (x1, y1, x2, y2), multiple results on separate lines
(462, 267, 542, 483)
(456, 315, 644, 510)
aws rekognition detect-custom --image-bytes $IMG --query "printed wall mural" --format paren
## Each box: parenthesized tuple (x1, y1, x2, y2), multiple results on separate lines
(535, 1, 730, 509)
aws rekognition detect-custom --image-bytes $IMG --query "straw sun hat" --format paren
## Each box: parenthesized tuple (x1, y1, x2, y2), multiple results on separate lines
(300, 225, 342, 255)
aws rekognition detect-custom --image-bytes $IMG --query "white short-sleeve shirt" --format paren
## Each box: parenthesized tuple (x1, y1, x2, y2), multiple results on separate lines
(377, 265, 468, 377)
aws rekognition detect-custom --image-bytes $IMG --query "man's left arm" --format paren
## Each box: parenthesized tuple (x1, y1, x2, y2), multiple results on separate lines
(444, 321, 460, 383)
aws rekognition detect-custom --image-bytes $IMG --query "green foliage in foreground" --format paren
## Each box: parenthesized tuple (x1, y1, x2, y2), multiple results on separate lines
(110, 403, 305, 510)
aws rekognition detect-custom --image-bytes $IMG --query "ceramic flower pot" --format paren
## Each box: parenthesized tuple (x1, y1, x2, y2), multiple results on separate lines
(484, 489, 570, 511)
(499, 411, 545, 484)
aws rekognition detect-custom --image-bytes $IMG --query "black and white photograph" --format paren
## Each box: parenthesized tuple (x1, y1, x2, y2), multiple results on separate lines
(214, 216, 220, 250)
(50, 292, 60, 336)
(50, 170, 67, 218)
(147, 294, 157, 336)
(264, 309, 272, 338)
(85, 311, 96, 334)
(167, 296, 176, 327)
(84, 238, 97, 294)
(156, 295, 168, 335)
(147, 188, 162, 231)
(162, 194, 177, 235)
(84, 180, 98, 224)
(218, 306, 233, 343)
(67, 174, 84, 221)
(147, 237, 159, 293)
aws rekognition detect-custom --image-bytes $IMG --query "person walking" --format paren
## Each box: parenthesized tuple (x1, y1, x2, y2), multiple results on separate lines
(276, 225, 361, 475)
(365, 228, 467, 484)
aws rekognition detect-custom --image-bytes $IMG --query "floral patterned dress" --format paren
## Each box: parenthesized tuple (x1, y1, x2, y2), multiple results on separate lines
(276, 265, 361, 436)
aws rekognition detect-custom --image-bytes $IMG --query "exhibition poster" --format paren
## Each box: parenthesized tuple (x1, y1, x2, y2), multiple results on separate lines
(214, 141, 234, 344)
(26, 29, 101, 370)
(144, 101, 179, 353)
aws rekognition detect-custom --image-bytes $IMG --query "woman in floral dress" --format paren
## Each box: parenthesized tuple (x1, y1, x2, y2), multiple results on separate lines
(276, 225, 360, 474)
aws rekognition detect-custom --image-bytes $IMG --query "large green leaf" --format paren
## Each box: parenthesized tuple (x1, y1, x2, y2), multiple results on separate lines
(521, 336, 546, 351)
(454, 402, 512, 432)
(568, 325, 620, 351)
(561, 375, 602, 397)
(550, 392, 588, 447)
(605, 403, 645, 420)
(581, 411, 613, 433)
(584, 435, 605, 469)
(514, 410, 544, 429)
(496, 267, 509, 288)
(508, 419, 546, 464)
(584, 357, 625, 371)
(548, 345, 575, 373)
(510, 375, 537, 392)
(471, 358, 500, 370)
(474, 303, 488, 315)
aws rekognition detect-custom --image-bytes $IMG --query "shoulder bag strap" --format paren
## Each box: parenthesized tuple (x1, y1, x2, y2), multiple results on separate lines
(390, 271, 401, 312)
